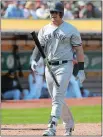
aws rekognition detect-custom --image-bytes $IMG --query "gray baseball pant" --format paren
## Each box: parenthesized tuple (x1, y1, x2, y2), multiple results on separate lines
(45, 61, 74, 128)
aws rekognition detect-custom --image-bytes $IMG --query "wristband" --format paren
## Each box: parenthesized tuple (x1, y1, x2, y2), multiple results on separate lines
(78, 62, 84, 70)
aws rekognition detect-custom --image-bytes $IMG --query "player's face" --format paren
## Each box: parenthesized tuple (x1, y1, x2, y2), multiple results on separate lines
(50, 11, 62, 25)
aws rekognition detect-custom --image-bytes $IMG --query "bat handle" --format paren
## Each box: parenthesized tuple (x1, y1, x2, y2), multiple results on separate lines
(44, 59, 60, 87)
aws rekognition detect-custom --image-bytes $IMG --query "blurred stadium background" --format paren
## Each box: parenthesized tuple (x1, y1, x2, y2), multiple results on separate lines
(1, 0, 102, 136)
(1, 0, 102, 97)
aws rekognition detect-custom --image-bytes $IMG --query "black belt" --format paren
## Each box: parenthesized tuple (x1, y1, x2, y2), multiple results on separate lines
(48, 60, 68, 65)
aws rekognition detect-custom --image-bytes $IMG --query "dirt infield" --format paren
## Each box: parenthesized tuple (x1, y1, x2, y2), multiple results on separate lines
(1, 97, 102, 136)
(1, 123, 101, 136)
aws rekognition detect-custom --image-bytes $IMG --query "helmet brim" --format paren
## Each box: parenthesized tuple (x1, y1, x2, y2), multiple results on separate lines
(50, 9, 63, 13)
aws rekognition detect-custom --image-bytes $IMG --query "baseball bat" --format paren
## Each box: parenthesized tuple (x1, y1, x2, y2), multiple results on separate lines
(31, 31, 60, 87)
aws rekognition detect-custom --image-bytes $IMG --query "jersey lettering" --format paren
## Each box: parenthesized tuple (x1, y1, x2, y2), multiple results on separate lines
(44, 32, 66, 42)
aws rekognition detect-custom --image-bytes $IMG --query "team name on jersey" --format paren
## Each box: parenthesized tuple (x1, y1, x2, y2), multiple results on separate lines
(44, 32, 66, 42)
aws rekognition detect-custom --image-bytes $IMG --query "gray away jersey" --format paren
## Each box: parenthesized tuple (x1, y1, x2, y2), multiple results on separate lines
(32, 21, 82, 62)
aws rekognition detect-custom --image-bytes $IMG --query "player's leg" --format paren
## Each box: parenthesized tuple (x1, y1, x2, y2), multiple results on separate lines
(22, 89, 29, 99)
(13, 89, 21, 100)
(3, 89, 21, 100)
(43, 61, 73, 136)
(50, 61, 73, 118)
(61, 102, 74, 136)
(3, 90, 15, 100)
(45, 72, 72, 136)
(43, 66, 56, 136)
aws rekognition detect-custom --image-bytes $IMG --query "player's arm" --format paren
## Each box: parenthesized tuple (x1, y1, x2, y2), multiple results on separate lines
(73, 45, 85, 83)
(30, 28, 45, 71)
(30, 46, 41, 62)
(30, 28, 45, 62)
(73, 45, 84, 62)
(71, 28, 85, 83)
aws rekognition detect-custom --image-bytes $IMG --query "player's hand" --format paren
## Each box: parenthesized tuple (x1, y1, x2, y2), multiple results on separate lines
(31, 60, 37, 71)
(76, 70, 86, 83)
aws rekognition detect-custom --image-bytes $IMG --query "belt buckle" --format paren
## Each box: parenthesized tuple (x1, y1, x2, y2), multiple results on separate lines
(59, 61, 62, 65)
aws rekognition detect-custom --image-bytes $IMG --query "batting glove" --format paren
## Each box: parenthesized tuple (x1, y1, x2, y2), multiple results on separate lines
(31, 60, 37, 71)
(76, 70, 86, 83)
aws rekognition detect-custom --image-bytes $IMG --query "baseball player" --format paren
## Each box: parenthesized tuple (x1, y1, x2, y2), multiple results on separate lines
(30, 2, 85, 136)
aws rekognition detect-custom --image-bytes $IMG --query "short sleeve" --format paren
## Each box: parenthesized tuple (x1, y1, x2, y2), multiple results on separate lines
(38, 28, 45, 47)
(71, 28, 82, 47)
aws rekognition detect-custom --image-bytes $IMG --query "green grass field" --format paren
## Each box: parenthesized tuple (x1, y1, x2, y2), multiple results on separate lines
(2, 105, 101, 124)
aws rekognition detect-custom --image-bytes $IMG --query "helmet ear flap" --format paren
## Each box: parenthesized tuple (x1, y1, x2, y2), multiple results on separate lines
(59, 12, 64, 18)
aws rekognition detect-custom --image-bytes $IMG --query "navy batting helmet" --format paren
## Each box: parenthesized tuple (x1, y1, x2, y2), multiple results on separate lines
(50, 2, 64, 14)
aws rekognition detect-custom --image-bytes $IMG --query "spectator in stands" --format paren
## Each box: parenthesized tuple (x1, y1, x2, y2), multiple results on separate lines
(1, 69, 22, 100)
(4, 0, 24, 18)
(19, 1, 26, 10)
(1, 2, 4, 16)
(1, 1, 12, 17)
(63, 2, 74, 20)
(23, 1, 38, 19)
(83, 2, 102, 18)
(77, 1, 86, 18)
(72, 8, 79, 18)
(24, 57, 45, 100)
(35, 0, 41, 10)
(36, 2, 49, 19)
